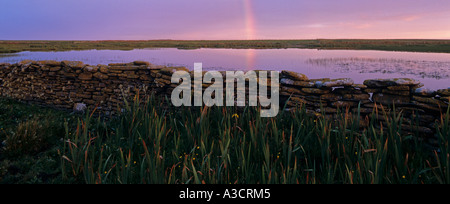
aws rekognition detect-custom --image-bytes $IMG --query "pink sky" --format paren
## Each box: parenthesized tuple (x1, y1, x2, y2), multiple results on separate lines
(1, 0, 449, 40)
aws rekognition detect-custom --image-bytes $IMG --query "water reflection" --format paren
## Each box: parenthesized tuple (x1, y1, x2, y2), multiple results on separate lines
(0, 48, 449, 89)
(306, 58, 450, 80)
(245, 49, 256, 71)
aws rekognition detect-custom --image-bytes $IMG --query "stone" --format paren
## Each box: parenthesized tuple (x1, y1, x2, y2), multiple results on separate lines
(280, 78, 315, 87)
(84, 66, 99, 73)
(149, 64, 166, 70)
(417, 114, 439, 124)
(331, 101, 358, 108)
(360, 99, 372, 104)
(280, 86, 305, 95)
(133, 61, 150, 66)
(280, 78, 295, 86)
(439, 96, 450, 103)
(315, 78, 354, 88)
(286, 96, 307, 106)
(127, 74, 140, 79)
(362, 88, 382, 94)
(139, 75, 151, 81)
(413, 96, 448, 107)
(413, 88, 436, 97)
(154, 78, 172, 85)
(92, 95, 106, 102)
(411, 101, 441, 112)
(76, 93, 92, 99)
(372, 93, 410, 105)
(73, 103, 87, 113)
(109, 66, 140, 71)
(355, 108, 375, 114)
(161, 67, 189, 75)
(99, 65, 109, 74)
(306, 100, 327, 107)
(49, 67, 62, 72)
(387, 86, 410, 91)
(354, 84, 368, 89)
(138, 65, 150, 70)
(364, 78, 421, 88)
(18, 60, 35, 67)
(93, 72, 109, 80)
(382, 89, 410, 96)
(320, 93, 342, 101)
(411, 83, 425, 90)
(315, 107, 338, 114)
(108, 63, 131, 66)
(281, 71, 309, 81)
(411, 125, 433, 135)
(38, 60, 60, 67)
(62, 61, 85, 69)
(333, 87, 362, 95)
(124, 71, 136, 75)
(437, 88, 450, 96)
(84, 99, 96, 105)
(78, 73, 93, 81)
(363, 103, 376, 108)
(343, 94, 370, 101)
(301, 88, 330, 95)
(280, 92, 292, 96)
(387, 78, 422, 86)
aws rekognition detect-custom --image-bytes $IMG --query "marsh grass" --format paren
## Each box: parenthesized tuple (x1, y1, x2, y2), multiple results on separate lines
(58, 95, 450, 184)
(2, 39, 450, 54)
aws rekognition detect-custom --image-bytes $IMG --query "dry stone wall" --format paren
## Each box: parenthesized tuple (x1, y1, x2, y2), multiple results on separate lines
(0, 60, 188, 116)
(0, 60, 449, 146)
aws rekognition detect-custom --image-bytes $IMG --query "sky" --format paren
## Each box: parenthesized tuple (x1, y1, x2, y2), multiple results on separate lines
(1, 0, 450, 40)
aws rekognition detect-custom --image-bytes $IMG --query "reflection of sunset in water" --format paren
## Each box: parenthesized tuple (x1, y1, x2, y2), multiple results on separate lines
(245, 49, 256, 71)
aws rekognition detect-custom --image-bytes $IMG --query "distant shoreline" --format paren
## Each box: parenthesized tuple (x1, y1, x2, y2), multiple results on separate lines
(1, 39, 450, 54)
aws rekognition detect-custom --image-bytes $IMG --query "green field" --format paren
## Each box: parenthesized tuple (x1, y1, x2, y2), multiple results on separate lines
(1, 39, 450, 53)
(1, 96, 449, 184)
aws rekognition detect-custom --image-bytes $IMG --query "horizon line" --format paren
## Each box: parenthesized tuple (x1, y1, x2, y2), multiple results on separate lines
(1, 38, 450, 41)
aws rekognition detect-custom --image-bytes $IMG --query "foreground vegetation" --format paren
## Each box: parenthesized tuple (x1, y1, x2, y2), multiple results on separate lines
(1, 39, 450, 54)
(0, 96, 449, 184)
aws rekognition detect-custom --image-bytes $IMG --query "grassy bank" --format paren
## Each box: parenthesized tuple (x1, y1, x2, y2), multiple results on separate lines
(0, 96, 449, 184)
(1, 39, 450, 54)
(0, 98, 78, 183)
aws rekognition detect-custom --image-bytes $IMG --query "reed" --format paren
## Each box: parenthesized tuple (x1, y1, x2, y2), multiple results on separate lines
(56, 95, 450, 184)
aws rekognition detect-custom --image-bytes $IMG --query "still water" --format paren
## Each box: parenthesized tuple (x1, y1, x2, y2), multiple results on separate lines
(1, 48, 449, 90)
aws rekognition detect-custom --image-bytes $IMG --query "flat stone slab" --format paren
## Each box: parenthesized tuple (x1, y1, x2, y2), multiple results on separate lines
(61, 61, 85, 69)
(280, 78, 315, 87)
(108, 66, 140, 71)
(281, 71, 309, 81)
(133, 61, 150, 66)
(364, 78, 421, 88)
(314, 78, 354, 88)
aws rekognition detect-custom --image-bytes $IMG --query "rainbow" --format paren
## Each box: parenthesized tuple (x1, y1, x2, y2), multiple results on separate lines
(243, 0, 256, 40)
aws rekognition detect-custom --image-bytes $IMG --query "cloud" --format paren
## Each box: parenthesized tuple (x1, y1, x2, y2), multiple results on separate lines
(401, 15, 421, 22)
